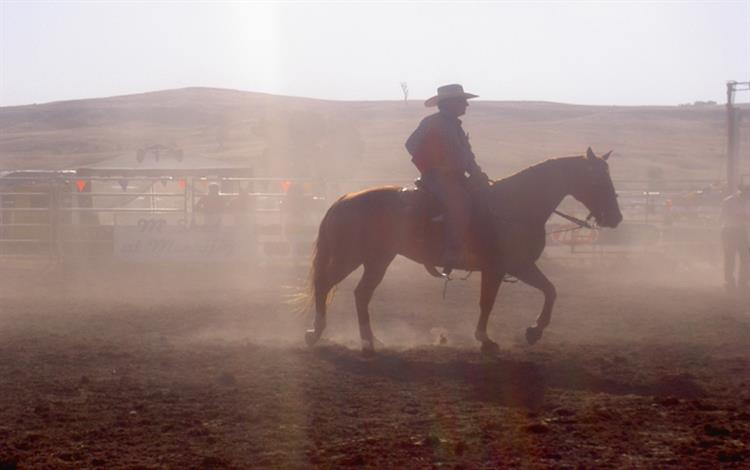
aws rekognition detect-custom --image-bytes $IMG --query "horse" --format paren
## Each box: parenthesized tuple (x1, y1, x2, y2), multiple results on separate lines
(305, 147, 623, 355)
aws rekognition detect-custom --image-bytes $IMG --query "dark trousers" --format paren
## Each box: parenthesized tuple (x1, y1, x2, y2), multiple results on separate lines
(722, 227, 749, 288)
(420, 171, 471, 262)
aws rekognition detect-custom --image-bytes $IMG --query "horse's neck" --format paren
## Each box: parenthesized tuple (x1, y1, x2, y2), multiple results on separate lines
(493, 159, 572, 225)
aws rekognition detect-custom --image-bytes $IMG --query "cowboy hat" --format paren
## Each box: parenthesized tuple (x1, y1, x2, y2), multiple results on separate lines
(424, 84, 478, 107)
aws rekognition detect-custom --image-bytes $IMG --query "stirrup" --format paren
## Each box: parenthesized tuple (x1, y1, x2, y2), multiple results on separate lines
(441, 253, 464, 277)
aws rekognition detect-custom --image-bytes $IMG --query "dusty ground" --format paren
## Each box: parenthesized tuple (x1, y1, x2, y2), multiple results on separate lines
(0, 254, 749, 469)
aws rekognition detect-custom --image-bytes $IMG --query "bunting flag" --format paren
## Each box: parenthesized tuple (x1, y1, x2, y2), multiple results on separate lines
(75, 180, 87, 192)
(281, 180, 292, 194)
(177, 179, 187, 190)
(118, 179, 129, 191)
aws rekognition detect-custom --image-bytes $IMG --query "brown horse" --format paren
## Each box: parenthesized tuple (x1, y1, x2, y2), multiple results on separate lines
(305, 148, 623, 355)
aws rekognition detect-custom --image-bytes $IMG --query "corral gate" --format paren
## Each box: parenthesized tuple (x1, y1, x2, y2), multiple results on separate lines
(0, 173, 326, 263)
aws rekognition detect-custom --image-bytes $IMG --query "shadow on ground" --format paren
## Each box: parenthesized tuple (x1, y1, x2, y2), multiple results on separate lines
(312, 345, 706, 409)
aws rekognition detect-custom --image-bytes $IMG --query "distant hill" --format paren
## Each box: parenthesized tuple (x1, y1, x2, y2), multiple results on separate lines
(0, 87, 747, 183)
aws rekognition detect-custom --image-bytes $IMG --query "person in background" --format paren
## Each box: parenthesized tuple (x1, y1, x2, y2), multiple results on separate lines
(720, 183, 750, 292)
(229, 184, 256, 229)
(405, 83, 490, 274)
(196, 182, 225, 229)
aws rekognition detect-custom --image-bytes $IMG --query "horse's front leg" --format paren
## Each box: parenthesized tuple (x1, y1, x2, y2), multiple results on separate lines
(475, 270, 503, 355)
(511, 263, 556, 345)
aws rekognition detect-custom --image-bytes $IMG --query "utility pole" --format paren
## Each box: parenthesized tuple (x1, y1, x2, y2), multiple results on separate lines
(726, 81, 749, 192)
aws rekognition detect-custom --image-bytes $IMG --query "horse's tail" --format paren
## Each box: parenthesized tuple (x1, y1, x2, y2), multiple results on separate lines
(306, 197, 343, 311)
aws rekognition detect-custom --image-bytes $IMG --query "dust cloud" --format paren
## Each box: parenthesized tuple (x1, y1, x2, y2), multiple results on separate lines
(1, 91, 749, 468)
(0, 229, 738, 353)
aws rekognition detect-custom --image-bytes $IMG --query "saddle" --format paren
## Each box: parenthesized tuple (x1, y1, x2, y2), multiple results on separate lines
(400, 176, 490, 223)
(400, 178, 444, 223)
(400, 177, 497, 276)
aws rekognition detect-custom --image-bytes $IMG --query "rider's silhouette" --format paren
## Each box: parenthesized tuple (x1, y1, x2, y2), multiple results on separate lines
(405, 84, 490, 274)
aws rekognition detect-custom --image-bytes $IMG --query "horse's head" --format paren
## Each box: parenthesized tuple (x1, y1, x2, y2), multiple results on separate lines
(568, 148, 623, 228)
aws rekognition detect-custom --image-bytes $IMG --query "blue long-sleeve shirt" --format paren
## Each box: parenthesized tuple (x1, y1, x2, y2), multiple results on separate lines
(405, 111, 481, 176)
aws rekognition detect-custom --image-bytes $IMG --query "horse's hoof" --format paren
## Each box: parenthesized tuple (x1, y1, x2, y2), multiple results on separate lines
(304, 329, 320, 347)
(360, 338, 376, 357)
(480, 340, 501, 356)
(525, 326, 543, 345)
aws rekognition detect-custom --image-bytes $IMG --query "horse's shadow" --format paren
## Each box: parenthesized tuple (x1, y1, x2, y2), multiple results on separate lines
(312, 346, 705, 409)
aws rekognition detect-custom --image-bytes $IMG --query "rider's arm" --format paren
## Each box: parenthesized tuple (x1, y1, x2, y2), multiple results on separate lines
(461, 132, 489, 183)
(465, 151, 482, 176)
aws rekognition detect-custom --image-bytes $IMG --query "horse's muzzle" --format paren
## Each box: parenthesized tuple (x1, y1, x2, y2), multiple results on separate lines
(599, 212, 623, 228)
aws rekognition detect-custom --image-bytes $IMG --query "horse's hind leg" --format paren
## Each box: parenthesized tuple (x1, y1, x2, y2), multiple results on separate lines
(511, 263, 556, 345)
(475, 269, 503, 355)
(305, 257, 360, 347)
(355, 255, 395, 355)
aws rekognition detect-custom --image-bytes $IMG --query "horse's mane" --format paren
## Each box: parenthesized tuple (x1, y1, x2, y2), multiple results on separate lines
(492, 155, 582, 191)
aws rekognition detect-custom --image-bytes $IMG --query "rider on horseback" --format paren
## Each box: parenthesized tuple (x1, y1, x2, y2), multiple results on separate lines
(405, 84, 490, 274)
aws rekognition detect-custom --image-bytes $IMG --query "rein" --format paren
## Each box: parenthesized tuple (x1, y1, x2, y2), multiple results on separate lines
(551, 209, 595, 232)
(440, 171, 597, 298)
(441, 210, 594, 299)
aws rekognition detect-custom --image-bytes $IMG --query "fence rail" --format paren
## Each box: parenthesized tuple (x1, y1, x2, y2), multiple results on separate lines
(0, 173, 727, 263)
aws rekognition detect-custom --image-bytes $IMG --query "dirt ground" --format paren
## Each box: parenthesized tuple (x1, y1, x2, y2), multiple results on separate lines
(0, 254, 749, 469)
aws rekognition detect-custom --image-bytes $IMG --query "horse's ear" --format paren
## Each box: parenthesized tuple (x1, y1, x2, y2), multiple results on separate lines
(602, 150, 612, 161)
(586, 147, 596, 160)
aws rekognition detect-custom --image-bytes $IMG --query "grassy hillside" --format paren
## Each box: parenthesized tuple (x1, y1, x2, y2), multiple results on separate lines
(0, 87, 747, 184)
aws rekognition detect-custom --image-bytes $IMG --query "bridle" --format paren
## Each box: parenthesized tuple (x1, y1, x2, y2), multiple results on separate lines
(552, 209, 595, 230)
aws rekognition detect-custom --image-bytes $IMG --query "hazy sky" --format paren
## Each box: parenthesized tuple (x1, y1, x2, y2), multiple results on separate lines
(1, 1, 749, 107)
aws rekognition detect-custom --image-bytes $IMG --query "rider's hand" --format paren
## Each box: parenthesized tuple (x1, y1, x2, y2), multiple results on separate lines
(473, 171, 490, 187)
